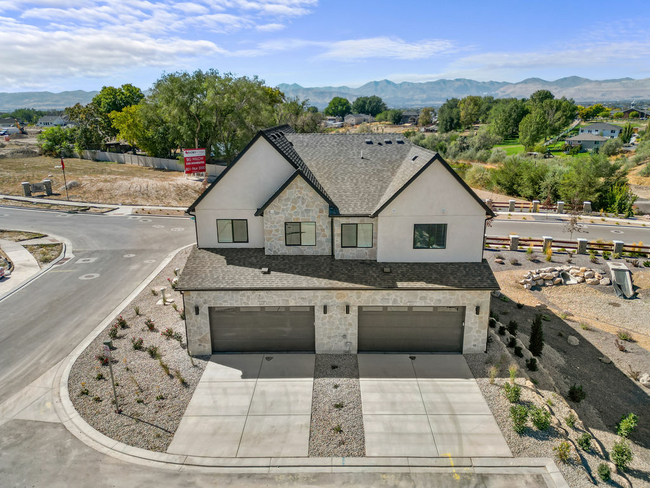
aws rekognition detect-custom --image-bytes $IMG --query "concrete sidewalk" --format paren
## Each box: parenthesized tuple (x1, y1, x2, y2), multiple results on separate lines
(0, 239, 41, 296)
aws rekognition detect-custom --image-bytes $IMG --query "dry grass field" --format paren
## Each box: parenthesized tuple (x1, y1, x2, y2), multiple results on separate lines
(0, 156, 203, 206)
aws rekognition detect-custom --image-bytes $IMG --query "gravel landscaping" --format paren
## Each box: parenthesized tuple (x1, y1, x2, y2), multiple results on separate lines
(308, 354, 365, 458)
(68, 247, 209, 452)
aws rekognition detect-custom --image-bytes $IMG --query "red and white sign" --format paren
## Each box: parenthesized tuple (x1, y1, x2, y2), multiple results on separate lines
(183, 148, 206, 174)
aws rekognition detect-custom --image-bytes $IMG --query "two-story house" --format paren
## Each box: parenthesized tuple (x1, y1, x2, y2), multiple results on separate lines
(344, 114, 373, 126)
(578, 122, 622, 139)
(178, 125, 498, 357)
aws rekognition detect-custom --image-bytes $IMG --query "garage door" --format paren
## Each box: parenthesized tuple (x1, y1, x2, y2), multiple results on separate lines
(209, 306, 315, 352)
(358, 306, 465, 353)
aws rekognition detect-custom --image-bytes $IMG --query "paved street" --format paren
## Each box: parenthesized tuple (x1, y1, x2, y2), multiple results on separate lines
(0, 207, 195, 402)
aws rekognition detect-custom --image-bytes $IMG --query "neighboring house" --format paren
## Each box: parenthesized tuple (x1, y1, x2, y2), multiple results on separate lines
(36, 115, 74, 127)
(344, 113, 373, 125)
(324, 116, 344, 128)
(579, 122, 621, 139)
(400, 110, 419, 125)
(0, 117, 24, 128)
(566, 133, 607, 151)
(612, 108, 650, 119)
(178, 125, 498, 357)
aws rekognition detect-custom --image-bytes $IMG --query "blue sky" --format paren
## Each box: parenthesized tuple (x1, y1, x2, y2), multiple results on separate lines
(1, 0, 649, 92)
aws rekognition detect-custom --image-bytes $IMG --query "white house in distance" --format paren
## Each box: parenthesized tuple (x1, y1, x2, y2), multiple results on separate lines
(178, 125, 498, 357)
(344, 113, 373, 126)
(36, 115, 74, 127)
(579, 122, 622, 139)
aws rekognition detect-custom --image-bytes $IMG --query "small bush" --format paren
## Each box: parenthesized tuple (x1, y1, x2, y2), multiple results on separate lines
(580, 323, 591, 331)
(509, 258, 519, 265)
(565, 412, 577, 428)
(507, 337, 516, 348)
(514, 346, 523, 357)
(553, 441, 572, 463)
(79, 387, 89, 396)
(334, 402, 344, 409)
(508, 364, 518, 383)
(616, 413, 638, 438)
(108, 325, 118, 339)
(147, 345, 160, 359)
(161, 328, 175, 339)
(611, 439, 633, 470)
(144, 318, 155, 331)
(131, 337, 144, 350)
(151, 288, 158, 296)
(92, 396, 102, 402)
(95, 353, 109, 365)
(490, 310, 499, 321)
(526, 247, 533, 255)
(159, 359, 170, 376)
(174, 369, 187, 386)
(171, 303, 178, 311)
(568, 384, 586, 403)
(116, 316, 128, 329)
(510, 405, 528, 433)
(526, 358, 538, 371)
(488, 317, 497, 328)
(597, 463, 611, 481)
(498, 325, 506, 335)
(156, 394, 165, 400)
(616, 329, 634, 342)
(488, 365, 498, 384)
(134, 306, 140, 315)
(495, 253, 505, 260)
(603, 251, 611, 260)
(179, 309, 186, 320)
(333, 424, 342, 433)
(529, 315, 545, 357)
(516, 302, 524, 309)
(173, 332, 183, 342)
(136, 398, 144, 404)
(507, 320, 518, 336)
(504, 382, 521, 403)
(530, 405, 552, 431)
(95, 373, 104, 380)
(577, 432, 592, 451)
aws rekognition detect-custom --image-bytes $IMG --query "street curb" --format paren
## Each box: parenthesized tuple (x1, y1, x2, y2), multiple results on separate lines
(0, 232, 73, 303)
(50, 246, 567, 485)
(495, 211, 650, 228)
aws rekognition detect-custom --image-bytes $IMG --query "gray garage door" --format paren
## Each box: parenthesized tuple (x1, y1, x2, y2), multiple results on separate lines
(358, 306, 465, 353)
(209, 306, 315, 353)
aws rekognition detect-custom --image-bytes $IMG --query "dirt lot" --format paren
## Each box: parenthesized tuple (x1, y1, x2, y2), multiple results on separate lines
(0, 156, 203, 206)
(24, 244, 63, 268)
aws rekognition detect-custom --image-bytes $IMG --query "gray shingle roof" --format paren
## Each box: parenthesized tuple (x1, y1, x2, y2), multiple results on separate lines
(580, 123, 621, 131)
(177, 247, 499, 291)
(283, 133, 436, 215)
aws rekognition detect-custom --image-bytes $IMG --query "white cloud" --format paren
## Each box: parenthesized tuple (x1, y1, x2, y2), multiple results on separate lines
(256, 22, 285, 32)
(171, 2, 210, 15)
(318, 37, 459, 61)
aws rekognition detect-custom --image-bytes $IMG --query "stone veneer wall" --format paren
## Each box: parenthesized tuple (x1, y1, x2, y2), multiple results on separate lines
(184, 289, 491, 356)
(333, 217, 378, 260)
(263, 175, 331, 255)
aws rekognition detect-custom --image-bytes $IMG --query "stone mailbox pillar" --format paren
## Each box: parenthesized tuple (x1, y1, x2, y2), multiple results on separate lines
(613, 240, 625, 255)
(509, 235, 519, 251)
(542, 236, 553, 253)
(22, 182, 31, 197)
(43, 180, 53, 196)
(508, 199, 516, 212)
(577, 238, 588, 254)
(556, 201, 564, 214)
(583, 201, 592, 214)
(532, 200, 540, 213)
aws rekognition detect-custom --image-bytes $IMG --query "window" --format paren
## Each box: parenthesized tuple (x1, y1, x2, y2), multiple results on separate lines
(413, 224, 447, 249)
(217, 219, 248, 243)
(341, 223, 373, 248)
(285, 222, 316, 246)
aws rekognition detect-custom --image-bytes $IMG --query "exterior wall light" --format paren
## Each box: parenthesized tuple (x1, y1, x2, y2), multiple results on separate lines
(475, 305, 480, 315)
(323, 305, 328, 315)
(346, 305, 350, 314)
(194, 305, 200, 315)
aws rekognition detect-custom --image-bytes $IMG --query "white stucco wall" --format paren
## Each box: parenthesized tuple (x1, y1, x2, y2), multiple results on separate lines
(376, 160, 487, 263)
(184, 289, 491, 356)
(194, 137, 295, 248)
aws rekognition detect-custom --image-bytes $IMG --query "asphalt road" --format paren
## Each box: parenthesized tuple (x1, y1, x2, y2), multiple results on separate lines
(0, 207, 195, 402)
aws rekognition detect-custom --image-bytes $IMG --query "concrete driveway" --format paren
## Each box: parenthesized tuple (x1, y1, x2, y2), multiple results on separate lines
(167, 354, 315, 458)
(359, 354, 511, 458)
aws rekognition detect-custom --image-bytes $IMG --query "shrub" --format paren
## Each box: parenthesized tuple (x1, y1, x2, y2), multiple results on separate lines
(95, 373, 104, 380)
(488, 317, 497, 328)
(159, 359, 170, 376)
(530, 405, 552, 431)
(577, 432, 592, 451)
(565, 413, 577, 428)
(616, 413, 638, 438)
(334, 402, 344, 409)
(495, 253, 505, 260)
(611, 439, 633, 470)
(529, 315, 545, 356)
(171, 303, 178, 311)
(488, 365, 498, 384)
(526, 247, 533, 255)
(603, 251, 611, 260)
(568, 384, 586, 403)
(147, 345, 160, 359)
(526, 357, 538, 371)
(597, 463, 611, 481)
(134, 306, 140, 316)
(498, 325, 506, 335)
(108, 324, 118, 339)
(516, 302, 524, 309)
(92, 396, 102, 402)
(179, 309, 186, 320)
(151, 289, 158, 296)
(173, 332, 183, 342)
(95, 353, 109, 365)
(504, 382, 521, 403)
(545, 248, 553, 262)
(616, 329, 634, 342)
(508, 364, 518, 383)
(490, 310, 499, 321)
(507, 337, 516, 348)
(144, 319, 155, 331)
(510, 405, 528, 433)
(156, 394, 165, 400)
(116, 316, 128, 329)
(131, 337, 144, 350)
(333, 424, 343, 433)
(174, 369, 187, 386)
(507, 320, 518, 336)
(509, 258, 519, 265)
(553, 441, 572, 463)
(161, 328, 175, 339)
(514, 346, 523, 357)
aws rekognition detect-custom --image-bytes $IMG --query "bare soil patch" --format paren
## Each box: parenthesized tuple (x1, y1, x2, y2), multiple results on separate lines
(68, 247, 208, 452)
(23, 244, 62, 268)
(133, 208, 187, 217)
(0, 156, 203, 206)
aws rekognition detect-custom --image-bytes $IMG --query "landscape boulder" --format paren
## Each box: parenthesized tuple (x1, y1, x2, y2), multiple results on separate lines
(639, 373, 650, 389)
(599, 356, 612, 364)
(494, 258, 504, 264)
(567, 336, 580, 346)
(600, 278, 611, 286)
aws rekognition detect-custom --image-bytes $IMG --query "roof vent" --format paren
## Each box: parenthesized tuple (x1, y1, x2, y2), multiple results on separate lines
(383, 267, 391, 273)
(365, 139, 373, 144)
(396, 139, 405, 144)
(261, 268, 270, 274)
(384, 139, 392, 144)
(412, 155, 418, 161)
(279, 131, 284, 136)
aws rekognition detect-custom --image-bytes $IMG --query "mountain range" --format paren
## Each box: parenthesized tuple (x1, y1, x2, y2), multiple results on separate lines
(2, 77, 650, 112)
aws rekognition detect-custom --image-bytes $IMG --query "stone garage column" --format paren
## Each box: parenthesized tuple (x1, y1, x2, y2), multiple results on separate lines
(183, 292, 212, 356)
(556, 201, 565, 214)
(583, 201, 592, 214)
(577, 238, 588, 254)
(532, 200, 540, 213)
(22, 182, 31, 197)
(509, 235, 519, 251)
(613, 240, 625, 255)
(542, 236, 553, 253)
(508, 200, 516, 212)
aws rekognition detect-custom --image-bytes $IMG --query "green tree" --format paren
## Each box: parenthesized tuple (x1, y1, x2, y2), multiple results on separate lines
(351, 96, 387, 116)
(324, 97, 352, 118)
(619, 123, 633, 143)
(459, 96, 482, 128)
(629, 111, 639, 119)
(418, 107, 435, 126)
(37, 126, 75, 157)
(518, 110, 547, 149)
(8, 108, 46, 124)
(273, 97, 323, 133)
(602, 138, 623, 156)
(109, 105, 144, 154)
(376, 109, 402, 125)
(542, 97, 577, 139)
(489, 99, 529, 138)
(91, 84, 145, 138)
(528, 90, 554, 106)
(438, 98, 461, 133)
(529, 314, 545, 357)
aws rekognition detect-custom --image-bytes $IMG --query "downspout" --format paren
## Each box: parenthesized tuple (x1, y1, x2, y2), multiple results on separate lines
(187, 210, 199, 249)
(330, 217, 334, 256)
(182, 292, 190, 356)
(482, 218, 487, 261)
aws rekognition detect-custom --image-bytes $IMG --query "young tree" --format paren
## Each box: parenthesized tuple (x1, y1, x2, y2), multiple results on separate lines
(437, 98, 461, 133)
(619, 123, 634, 144)
(489, 99, 529, 138)
(518, 110, 547, 149)
(459, 96, 482, 128)
(529, 314, 545, 357)
(324, 97, 352, 118)
(418, 107, 435, 126)
(351, 96, 387, 117)
(564, 196, 583, 239)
